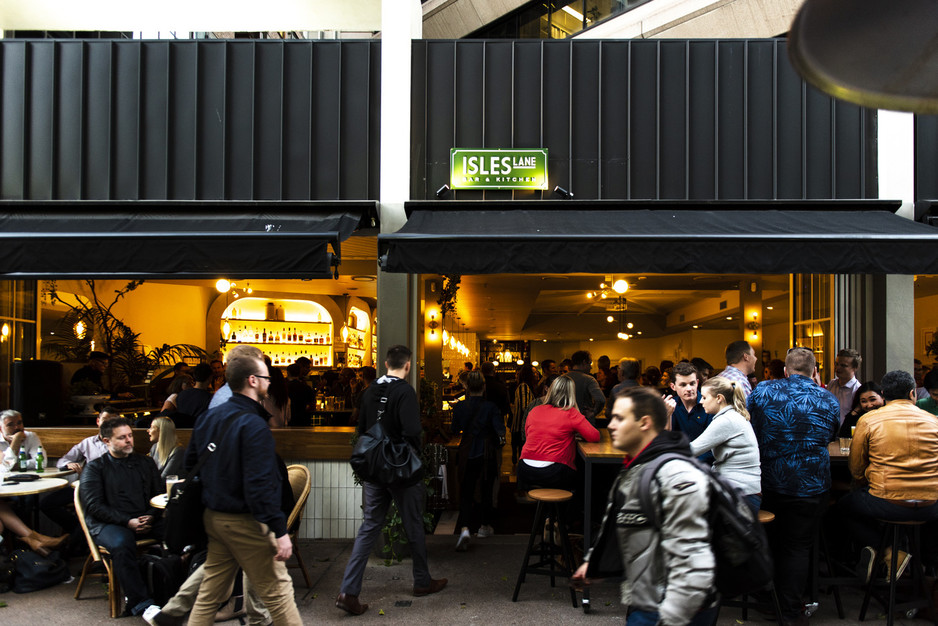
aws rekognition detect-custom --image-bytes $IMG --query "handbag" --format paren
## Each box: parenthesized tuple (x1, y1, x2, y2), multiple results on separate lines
(11, 549, 70, 593)
(164, 413, 239, 553)
(350, 386, 424, 486)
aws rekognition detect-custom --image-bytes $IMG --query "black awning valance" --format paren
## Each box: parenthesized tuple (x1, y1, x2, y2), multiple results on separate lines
(380, 201, 938, 274)
(0, 201, 376, 278)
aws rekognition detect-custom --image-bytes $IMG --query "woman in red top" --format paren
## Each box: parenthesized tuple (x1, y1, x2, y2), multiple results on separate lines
(517, 375, 600, 493)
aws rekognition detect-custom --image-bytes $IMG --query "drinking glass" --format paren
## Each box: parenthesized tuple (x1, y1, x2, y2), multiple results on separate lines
(165, 475, 182, 496)
(839, 437, 851, 454)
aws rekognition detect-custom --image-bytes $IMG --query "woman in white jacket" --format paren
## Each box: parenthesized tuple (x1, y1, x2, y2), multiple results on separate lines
(692, 376, 762, 514)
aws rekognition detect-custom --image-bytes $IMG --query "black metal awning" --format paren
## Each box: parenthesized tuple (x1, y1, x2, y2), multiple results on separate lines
(0, 200, 377, 279)
(379, 200, 938, 274)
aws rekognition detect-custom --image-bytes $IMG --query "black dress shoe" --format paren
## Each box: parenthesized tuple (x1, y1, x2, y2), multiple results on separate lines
(335, 593, 368, 615)
(413, 578, 448, 597)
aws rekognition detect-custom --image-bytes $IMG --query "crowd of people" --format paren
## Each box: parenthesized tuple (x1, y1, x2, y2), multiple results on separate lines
(4, 337, 938, 625)
(443, 341, 938, 626)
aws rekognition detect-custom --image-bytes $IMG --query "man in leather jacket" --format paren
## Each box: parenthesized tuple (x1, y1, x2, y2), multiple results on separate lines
(573, 387, 718, 626)
(80, 417, 163, 617)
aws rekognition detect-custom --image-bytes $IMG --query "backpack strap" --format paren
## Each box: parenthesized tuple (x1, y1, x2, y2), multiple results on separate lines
(637, 452, 704, 527)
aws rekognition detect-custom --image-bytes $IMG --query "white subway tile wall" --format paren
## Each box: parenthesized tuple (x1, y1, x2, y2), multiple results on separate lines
(285, 460, 363, 539)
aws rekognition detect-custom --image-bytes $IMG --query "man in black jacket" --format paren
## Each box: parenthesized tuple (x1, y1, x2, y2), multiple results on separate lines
(80, 417, 164, 617)
(184, 353, 301, 626)
(335, 345, 447, 616)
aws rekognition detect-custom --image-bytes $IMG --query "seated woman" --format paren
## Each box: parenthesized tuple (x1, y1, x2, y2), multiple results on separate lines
(517, 375, 600, 493)
(691, 377, 762, 514)
(160, 374, 195, 414)
(838, 381, 885, 438)
(0, 500, 67, 556)
(147, 416, 185, 480)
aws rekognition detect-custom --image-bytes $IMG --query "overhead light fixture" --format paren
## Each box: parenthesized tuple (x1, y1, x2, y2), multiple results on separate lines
(612, 279, 628, 294)
(606, 315, 614, 323)
(351, 275, 376, 282)
(215, 278, 231, 293)
(436, 184, 451, 199)
(562, 5, 584, 21)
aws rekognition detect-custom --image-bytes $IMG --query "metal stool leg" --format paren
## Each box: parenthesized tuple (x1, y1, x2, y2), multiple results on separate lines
(553, 503, 579, 608)
(513, 500, 545, 602)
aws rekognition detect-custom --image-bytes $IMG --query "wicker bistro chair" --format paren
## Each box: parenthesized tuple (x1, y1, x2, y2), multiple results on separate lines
(286, 464, 312, 588)
(73, 483, 158, 618)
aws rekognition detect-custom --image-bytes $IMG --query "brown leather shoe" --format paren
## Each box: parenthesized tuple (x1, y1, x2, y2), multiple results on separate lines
(335, 593, 368, 615)
(413, 578, 448, 597)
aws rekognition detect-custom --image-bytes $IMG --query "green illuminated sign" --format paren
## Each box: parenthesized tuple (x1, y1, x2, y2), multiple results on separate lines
(450, 148, 549, 190)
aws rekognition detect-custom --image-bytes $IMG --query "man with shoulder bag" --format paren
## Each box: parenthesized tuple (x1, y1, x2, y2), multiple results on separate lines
(336, 345, 447, 616)
(182, 353, 301, 626)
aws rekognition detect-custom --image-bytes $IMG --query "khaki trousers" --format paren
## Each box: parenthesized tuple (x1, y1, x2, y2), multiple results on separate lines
(188, 510, 301, 626)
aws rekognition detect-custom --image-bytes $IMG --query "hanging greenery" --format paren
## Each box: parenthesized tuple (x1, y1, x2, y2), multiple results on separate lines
(437, 274, 461, 318)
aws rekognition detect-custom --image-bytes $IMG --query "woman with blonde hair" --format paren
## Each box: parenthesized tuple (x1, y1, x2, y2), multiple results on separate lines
(147, 416, 185, 480)
(517, 375, 600, 492)
(692, 376, 762, 513)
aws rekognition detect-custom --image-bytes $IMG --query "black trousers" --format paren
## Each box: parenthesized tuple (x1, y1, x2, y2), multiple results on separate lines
(456, 455, 496, 531)
(762, 491, 828, 620)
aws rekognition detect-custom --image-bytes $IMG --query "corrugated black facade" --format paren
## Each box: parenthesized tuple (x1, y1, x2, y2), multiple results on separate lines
(0, 40, 380, 201)
(915, 115, 938, 202)
(411, 39, 877, 201)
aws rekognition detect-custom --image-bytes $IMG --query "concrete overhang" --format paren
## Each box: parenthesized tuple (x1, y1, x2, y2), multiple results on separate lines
(0, 0, 382, 32)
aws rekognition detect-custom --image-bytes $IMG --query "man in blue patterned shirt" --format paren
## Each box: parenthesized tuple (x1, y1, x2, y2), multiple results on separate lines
(715, 340, 757, 399)
(748, 347, 839, 625)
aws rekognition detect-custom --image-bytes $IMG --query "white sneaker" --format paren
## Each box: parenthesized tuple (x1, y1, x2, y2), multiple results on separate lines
(142, 606, 161, 626)
(455, 528, 470, 552)
(477, 525, 495, 538)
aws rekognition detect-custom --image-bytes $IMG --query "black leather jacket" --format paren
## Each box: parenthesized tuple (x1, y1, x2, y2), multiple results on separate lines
(79, 452, 163, 537)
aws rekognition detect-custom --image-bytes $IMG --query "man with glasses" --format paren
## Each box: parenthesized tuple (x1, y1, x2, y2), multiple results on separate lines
(828, 348, 862, 424)
(182, 353, 302, 626)
(748, 347, 839, 625)
(714, 340, 757, 399)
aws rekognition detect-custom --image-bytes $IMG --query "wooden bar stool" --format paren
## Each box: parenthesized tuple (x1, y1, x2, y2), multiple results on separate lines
(512, 488, 578, 608)
(722, 509, 785, 623)
(859, 518, 938, 625)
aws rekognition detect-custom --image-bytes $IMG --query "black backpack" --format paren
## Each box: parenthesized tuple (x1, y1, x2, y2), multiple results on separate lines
(637, 453, 774, 598)
(138, 553, 187, 605)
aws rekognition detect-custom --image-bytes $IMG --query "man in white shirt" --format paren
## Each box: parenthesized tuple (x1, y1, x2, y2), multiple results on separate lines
(828, 348, 862, 424)
(0, 409, 43, 471)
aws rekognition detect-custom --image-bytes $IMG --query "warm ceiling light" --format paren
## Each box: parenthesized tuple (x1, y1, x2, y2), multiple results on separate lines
(627, 322, 634, 329)
(612, 279, 628, 294)
(767, 306, 774, 310)
(215, 278, 231, 293)
(589, 338, 594, 341)
(75, 320, 86, 339)
(493, 360, 500, 367)
(442, 330, 449, 343)
(586, 292, 594, 299)
(692, 325, 699, 329)
(532, 361, 539, 367)
(517, 359, 524, 365)
(606, 315, 614, 323)
(726, 316, 733, 320)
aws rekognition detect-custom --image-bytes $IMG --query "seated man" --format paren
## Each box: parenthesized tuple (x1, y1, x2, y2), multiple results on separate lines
(171, 362, 213, 428)
(0, 409, 43, 470)
(40, 407, 121, 542)
(80, 417, 164, 617)
(841, 370, 938, 581)
(917, 368, 938, 416)
(71, 351, 110, 390)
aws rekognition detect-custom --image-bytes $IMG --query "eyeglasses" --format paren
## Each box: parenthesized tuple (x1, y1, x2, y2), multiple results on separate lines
(252, 374, 271, 380)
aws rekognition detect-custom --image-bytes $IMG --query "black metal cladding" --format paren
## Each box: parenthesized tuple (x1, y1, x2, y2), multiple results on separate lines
(915, 115, 938, 202)
(0, 39, 380, 201)
(411, 39, 877, 201)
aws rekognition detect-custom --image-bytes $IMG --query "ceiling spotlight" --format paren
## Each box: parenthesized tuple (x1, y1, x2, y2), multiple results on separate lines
(627, 322, 634, 329)
(726, 316, 733, 320)
(692, 325, 699, 329)
(612, 279, 628, 294)
(435, 184, 451, 199)
(606, 315, 614, 323)
(215, 278, 231, 293)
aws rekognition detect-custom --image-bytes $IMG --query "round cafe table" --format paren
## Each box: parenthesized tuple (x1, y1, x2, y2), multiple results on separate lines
(0, 476, 69, 497)
(5, 467, 75, 479)
(150, 493, 168, 510)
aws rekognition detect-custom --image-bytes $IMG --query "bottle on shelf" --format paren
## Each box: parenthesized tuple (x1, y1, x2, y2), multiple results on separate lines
(292, 328, 298, 342)
(262, 329, 267, 343)
(255, 328, 260, 341)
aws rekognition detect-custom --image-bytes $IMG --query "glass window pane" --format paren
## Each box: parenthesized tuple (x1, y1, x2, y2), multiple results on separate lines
(15, 321, 36, 360)
(586, 0, 627, 26)
(15, 280, 37, 319)
(553, 1, 586, 38)
(0, 281, 13, 318)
